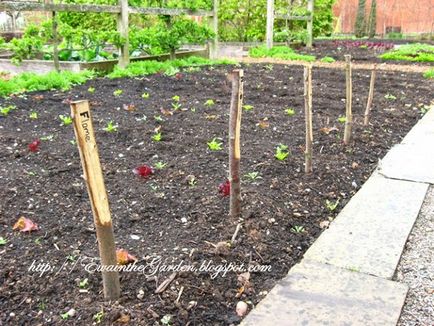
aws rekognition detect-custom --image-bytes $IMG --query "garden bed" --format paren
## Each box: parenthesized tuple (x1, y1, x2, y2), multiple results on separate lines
(299, 40, 434, 65)
(0, 48, 208, 75)
(0, 63, 432, 325)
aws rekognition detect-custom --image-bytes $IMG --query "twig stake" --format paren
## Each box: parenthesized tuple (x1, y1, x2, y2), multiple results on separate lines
(364, 64, 377, 126)
(70, 100, 120, 300)
(343, 54, 353, 145)
(228, 69, 244, 218)
(304, 64, 313, 173)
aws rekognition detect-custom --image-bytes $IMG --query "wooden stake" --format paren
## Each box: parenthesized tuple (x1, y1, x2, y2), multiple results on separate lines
(304, 64, 313, 173)
(117, 0, 129, 68)
(364, 64, 377, 126)
(343, 55, 353, 145)
(70, 100, 120, 301)
(228, 69, 243, 218)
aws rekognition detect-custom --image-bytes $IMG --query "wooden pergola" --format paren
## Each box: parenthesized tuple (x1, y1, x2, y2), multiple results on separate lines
(266, 0, 314, 49)
(0, 0, 219, 68)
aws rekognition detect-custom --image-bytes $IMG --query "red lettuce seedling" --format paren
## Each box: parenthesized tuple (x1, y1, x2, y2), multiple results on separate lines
(218, 180, 231, 197)
(28, 139, 41, 152)
(13, 216, 39, 232)
(133, 165, 154, 178)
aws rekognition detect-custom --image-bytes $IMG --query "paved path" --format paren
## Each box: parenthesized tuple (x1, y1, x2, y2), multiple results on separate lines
(241, 108, 434, 325)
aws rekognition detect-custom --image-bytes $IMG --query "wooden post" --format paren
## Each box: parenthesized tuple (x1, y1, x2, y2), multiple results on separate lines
(52, 11, 60, 72)
(208, 0, 219, 59)
(228, 70, 243, 218)
(304, 64, 313, 173)
(306, 0, 314, 48)
(266, 0, 274, 49)
(343, 55, 353, 145)
(117, 0, 129, 68)
(70, 100, 120, 301)
(364, 64, 377, 126)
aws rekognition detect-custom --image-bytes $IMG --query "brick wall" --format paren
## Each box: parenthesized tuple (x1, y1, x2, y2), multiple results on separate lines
(333, 0, 434, 35)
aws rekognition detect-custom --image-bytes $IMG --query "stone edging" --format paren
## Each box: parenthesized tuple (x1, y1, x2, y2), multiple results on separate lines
(241, 108, 434, 325)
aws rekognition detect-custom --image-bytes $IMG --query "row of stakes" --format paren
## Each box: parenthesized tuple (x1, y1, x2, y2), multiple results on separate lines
(70, 54, 377, 300)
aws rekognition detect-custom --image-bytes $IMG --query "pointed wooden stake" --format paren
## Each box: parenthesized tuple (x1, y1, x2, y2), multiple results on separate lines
(70, 100, 120, 301)
(304, 64, 313, 173)
(343, 55, 353, 145)
(228, 69, 243, 218)
(364, 64, 377, 126)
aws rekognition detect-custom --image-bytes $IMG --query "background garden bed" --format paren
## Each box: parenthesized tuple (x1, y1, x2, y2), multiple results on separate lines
(0, 48, 209, 75)
(0, 63, 432, 325)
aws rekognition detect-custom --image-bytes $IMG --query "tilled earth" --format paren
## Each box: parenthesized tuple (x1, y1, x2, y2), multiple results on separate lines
(0, 63, 432, 325)
(299, 40, 434, 66)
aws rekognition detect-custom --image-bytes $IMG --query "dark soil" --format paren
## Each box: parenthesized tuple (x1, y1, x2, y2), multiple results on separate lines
(299, 40, 434, 66)
(0, 63, 432, 325)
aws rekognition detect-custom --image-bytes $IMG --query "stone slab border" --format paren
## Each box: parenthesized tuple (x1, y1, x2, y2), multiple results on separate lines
(241, 106, 434, 325)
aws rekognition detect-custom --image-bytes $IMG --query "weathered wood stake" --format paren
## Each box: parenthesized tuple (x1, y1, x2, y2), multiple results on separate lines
(343, 55, 353, 145)
(363, 64, 377, 126)
(228, 69, 244, 218)
(70, 100, 120, 301)
(117, 0, 129, 68)
(304, 64, 313, 173)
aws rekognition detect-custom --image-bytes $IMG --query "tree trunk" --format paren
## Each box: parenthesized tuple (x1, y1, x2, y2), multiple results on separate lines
(355, 0, 367, 38)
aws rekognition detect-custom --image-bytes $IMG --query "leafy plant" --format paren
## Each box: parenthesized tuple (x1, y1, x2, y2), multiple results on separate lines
(243, 104, 254, 111)
(218, 180, 230, 197)
(0, 237, 7, 245)
(142, 92, 150, 99)
(325, 199, 340, 212)
(108, 56, 234, 79)
(244, 171, 262, 181)
(291, 225, 305, 233)
(285, 108, 296, 116)
(320, 56, 335, 63)
(379, 43, 434, 62)
(29, 111, 38, 119)
(337, 115, 346, 123)
(161, 315, 172, 326)
(79, 278, 89, 289)
(113, 89, 123, 97)
(0, 70, 94, 98)
(59, 114, 72, 126)
(93, 310, 104, 324)
(87, 87, 95, 94)
(249, 46, 316, 62)
(61, 312, 70, 320)
(384, 93, 397, 100)
(171, 95, 181, 110)
(154, 115, 163, 122)
(275, 144, 290, 161)
(207, 138, 223, 151)
(103, 121, 118, 133)
(0, 105, 16, 116)
(154, 161, 167, 169)
(152, 132, 162, 142)
(423, 68, 434, 79)
(204, 99, 215, 107)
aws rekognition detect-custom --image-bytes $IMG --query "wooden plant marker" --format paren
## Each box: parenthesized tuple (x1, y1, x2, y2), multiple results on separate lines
(364, 64, 377, 126)
(343, 54, 353, 145)
(304, 64, 313, 173)
(228, 69, 244, 218)
(70, 100, 120, 300)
